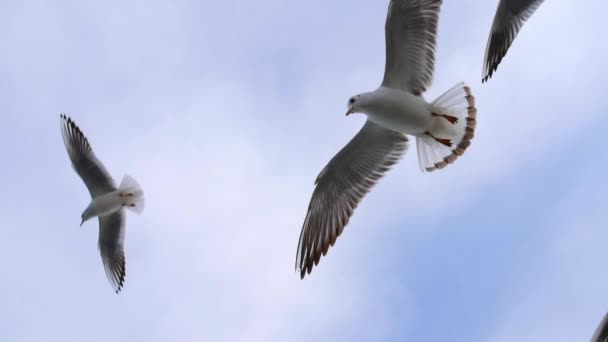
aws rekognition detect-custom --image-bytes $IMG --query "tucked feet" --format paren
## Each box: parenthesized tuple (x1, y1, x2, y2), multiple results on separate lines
(424, 131, 452, 147)
(432, 112, 459, 124)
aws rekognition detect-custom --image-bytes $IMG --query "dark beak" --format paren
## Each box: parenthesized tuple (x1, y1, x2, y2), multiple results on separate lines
(346, 107, 355, 116)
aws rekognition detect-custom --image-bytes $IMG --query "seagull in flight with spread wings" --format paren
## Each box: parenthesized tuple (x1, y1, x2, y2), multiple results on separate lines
(295, 0, 478, 279)
(60, 114, 145, 293)
(482, 0, 545, 82)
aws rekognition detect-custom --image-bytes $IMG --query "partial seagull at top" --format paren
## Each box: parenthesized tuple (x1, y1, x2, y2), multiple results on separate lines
(482, 0, 545, 82)
(60, 114, 145, 293)
(592, 312, 608, 342)
(295, 0, 477, 279)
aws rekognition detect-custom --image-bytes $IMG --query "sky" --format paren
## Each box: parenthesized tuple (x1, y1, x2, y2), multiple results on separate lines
(1, 0, 608, 341)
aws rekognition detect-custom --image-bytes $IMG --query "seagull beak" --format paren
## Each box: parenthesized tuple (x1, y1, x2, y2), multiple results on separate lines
(346, 106, 355, 116)
(80, 220, 84, 227)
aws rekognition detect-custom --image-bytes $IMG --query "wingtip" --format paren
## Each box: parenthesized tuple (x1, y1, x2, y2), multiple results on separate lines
(295, 264, 310, 280)
(481, 67, 496, 83)
(59, 114, 74, 130)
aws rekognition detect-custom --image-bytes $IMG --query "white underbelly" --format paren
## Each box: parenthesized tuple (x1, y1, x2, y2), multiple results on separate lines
(90, 191, 123, 217)
(367, 88, 432, 135)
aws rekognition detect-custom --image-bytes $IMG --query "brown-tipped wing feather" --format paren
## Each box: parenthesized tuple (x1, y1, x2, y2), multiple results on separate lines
(382, 0, 442, 94)
(482, 0, 544, 82)
(99, 211, 127, 293)
(60, 114, 116, 197)
(295, 121, 408, 278)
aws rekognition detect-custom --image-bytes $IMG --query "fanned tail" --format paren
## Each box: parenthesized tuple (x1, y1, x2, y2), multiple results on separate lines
(118, 175, 145, 214)
(416, 82, 477, 172)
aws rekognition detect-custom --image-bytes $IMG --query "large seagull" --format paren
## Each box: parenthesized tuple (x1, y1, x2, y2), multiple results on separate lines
(60, 114, 145, 293)
(295, 0, 478, 278)
(482, 0, 545, 82)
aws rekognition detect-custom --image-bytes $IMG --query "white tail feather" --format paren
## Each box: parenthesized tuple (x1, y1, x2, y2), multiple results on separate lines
(119, 174, 140, 191)
(416, 82, 477, 172)
(118, 175, 145, 214)
(126, 197, 145, 214)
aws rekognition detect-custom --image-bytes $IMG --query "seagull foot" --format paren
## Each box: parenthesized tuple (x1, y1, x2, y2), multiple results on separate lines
(432, 112, 458, 124)
(425, 132, 452, 147)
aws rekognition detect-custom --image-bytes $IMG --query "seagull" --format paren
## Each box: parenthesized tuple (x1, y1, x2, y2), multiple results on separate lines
(592, 312, 608, 342)
(295, 0, 477, 279)
(60, 114, 145, 293)
(482, 0, 545, 82)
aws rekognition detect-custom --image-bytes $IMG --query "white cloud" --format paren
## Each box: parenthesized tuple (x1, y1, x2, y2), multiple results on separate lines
(487, 167, 608, 342)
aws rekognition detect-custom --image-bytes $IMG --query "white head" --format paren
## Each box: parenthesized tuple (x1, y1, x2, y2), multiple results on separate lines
(345, 93, 373, 116)
(81, 207, 94, 227)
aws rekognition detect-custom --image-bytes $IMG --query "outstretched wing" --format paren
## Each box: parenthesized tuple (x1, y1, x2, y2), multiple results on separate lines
(482, 0, 545, 82)
(381, 0, 442, 94)
(60, 114, 116, 197)
(295, 121, 408, 278)
(98, 211, 126, 293)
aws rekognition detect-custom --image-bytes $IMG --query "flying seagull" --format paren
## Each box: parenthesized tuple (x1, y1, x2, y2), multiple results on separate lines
(592, 312, 608, 342)
(482, 0, 545, 82)
(295, 0, 478, 279)
(60, 114, 145, 293)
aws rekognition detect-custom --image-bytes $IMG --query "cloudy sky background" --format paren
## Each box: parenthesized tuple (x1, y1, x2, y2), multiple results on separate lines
(1, 0, 607, 341)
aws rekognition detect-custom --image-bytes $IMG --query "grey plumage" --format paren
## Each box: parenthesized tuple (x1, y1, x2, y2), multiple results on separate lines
(482, 0, 545, 82)
(296, 121, 408, 278)
(382, 0, 441, 94)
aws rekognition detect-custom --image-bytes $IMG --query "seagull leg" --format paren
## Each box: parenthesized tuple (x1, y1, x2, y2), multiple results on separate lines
(425, 131, 452, 147)
(432, 112, 458, 124)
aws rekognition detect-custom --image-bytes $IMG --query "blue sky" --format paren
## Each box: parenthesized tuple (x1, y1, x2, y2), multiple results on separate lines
(1, 0, 608, 341)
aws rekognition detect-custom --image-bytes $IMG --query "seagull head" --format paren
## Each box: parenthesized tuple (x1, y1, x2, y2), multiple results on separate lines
(346, 95, 362, 116)
(81, 209, 93, 227)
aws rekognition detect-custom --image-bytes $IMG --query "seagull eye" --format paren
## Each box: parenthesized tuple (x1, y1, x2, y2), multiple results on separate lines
(349, 98, 355, 104)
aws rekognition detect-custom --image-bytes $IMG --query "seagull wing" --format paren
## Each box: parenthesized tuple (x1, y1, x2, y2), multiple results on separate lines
(482, 0, 544, 82)
(381, 0, 442, 94)
(592, 312, 608, 342)
(98, 211, 127, 293)
(295, 121, 408, 278)
(60, 114, 116, 197)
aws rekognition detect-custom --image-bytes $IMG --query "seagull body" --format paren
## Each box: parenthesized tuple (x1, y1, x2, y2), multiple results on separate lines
(82, 185, 144, 223)
(351, 87, 432, 135)
(295, 0, 478, 278)
(60, 114, 144, 293)
(482, 0, 545, 82)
